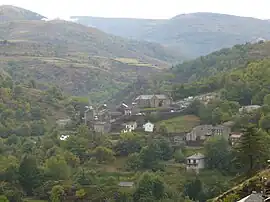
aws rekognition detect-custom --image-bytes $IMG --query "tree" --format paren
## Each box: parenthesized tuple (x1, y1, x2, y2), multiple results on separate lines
(18, 155, 42, 195)
(50, 185, 65, 202)
(92, 146, 115, 163)
(156, 138, 173, 161)
(126, 153, 142, 171)
(113, 133, 142, 156)
(74, 168, 96, 185)
(184, 177, 203, 201)
(174, 149, 185, 163)
(139, 145, 160, 169)
(76, 189, 86, 201)
(0, 195, 9, 202)
(264, 94, 270, 106)
(235, 125, 270, 172)
(44, 155, 71, 180)
(204, 136, 232, 172)
(211, 107, 223, 125)
(133, 172, 166, 201)
(259, 115, 270, 132)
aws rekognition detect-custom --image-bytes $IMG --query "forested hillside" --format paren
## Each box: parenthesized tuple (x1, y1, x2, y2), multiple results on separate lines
(109, 41, 270, 103)
(0, 72, 73, 138)
(172, 59, 270, 106)
(73, 13, 270, 57)
(171, 40, 270, 83)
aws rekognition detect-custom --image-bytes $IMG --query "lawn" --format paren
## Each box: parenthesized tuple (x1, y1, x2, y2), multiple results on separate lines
(158, 115, 201, 133)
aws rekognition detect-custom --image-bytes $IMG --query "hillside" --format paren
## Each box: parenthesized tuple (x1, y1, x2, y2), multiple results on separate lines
(173, 57, 270, 107)
(0, 5, 45, 21)
(0, 72, 71, 138)
(0, 5, 183, 103)
(73, 13, 270, 58)
(108, 41, 270, 103)
(213, 169, 270, 201)
(171, 40, 270, 83)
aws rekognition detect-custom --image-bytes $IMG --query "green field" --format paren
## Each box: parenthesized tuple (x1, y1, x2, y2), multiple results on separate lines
(157, 115, 201, 133)
(114, 57, 154, 67)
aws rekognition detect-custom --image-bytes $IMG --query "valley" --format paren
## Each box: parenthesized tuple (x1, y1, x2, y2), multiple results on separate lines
(2, 4, 270, 202)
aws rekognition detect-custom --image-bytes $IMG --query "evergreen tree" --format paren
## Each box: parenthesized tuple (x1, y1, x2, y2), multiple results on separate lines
(235, 125, 270, 173)
(18, 155, 42, 195)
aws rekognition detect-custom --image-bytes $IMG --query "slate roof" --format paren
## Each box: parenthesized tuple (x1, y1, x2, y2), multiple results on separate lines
(237, 193, 264, 202)
(135, 94, 168, 100)
(118, 182, 134, 187)
(187, 153, 205, 160)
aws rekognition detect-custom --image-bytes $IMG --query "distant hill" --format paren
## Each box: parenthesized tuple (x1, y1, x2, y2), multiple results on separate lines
(110, 40, 270, 103)
(0, 5, 46, 21)
(0, 6, 184, 103)
(72, 13, 270, 58)
(171, 40, 270, 83)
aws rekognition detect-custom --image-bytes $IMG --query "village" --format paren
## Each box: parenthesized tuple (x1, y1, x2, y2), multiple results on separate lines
(56, 93, 262, 174)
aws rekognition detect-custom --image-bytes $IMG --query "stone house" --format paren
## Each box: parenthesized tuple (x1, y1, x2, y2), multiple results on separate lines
(186, 125, 231, 142)
(229, 132, 243, 146)
(143, 121, 155, 133)
(93, 121, 111, 134)
(117, 102, 139, 116)
(122, 121, 138, 133)
(169, 134, 186, 146)
(186, 153, 205, 173)
(134, 94, 172, 108)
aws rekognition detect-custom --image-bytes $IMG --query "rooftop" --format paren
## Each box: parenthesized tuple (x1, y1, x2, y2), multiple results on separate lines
(237, 192, 264, 202)
(230, 132, 243, 138)
(187, 153, 205, 160)
(135, 94, 168, 100)
(118, 182, 134, 187)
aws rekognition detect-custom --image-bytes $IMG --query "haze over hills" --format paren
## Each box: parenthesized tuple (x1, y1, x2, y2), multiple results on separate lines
(72, 13, 270, 58)
(0, 5, 46, 21)
(0, 5, 183, 103)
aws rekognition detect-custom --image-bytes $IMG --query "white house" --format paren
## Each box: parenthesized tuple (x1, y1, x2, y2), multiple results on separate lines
(60, 135, 70, 141)
(143, 122, 154, 133)
(122, 121, 138, 133)
(186, 153, 205, 173)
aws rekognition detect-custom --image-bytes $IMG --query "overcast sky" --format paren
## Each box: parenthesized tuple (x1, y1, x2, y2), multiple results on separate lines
(1, 0, 270, 19)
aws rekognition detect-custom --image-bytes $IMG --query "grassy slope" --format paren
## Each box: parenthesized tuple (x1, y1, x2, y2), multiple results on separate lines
(157, 115, 201, 133)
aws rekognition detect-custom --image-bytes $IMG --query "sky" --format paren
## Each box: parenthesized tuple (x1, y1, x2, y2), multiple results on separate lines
(1, 0, 270, 20)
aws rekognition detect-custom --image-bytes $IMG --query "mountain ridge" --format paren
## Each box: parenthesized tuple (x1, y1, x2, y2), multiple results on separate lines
(72, 13, 270, 58)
